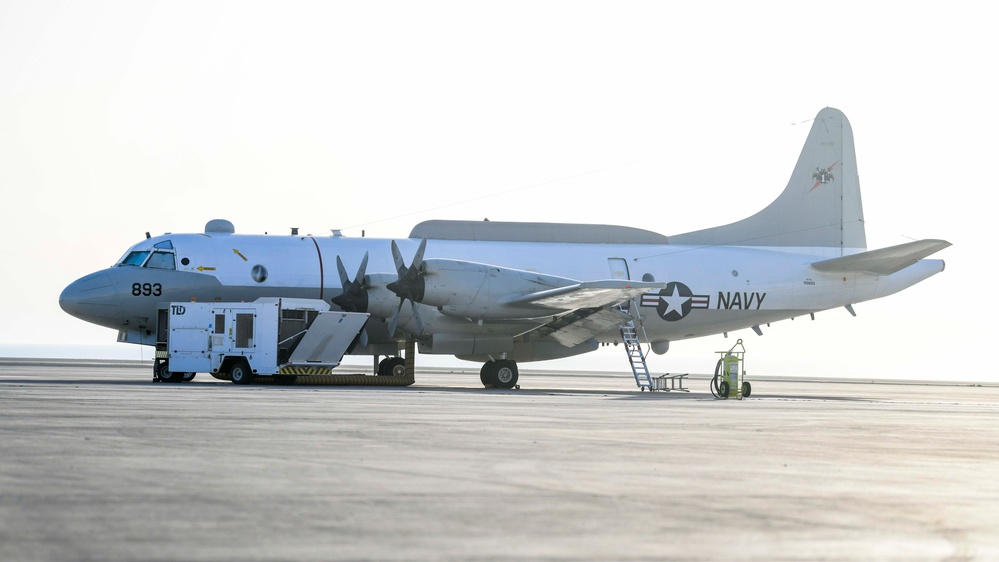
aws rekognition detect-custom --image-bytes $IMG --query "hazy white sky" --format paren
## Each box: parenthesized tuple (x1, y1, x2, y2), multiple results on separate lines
(0, 1, 991, 380)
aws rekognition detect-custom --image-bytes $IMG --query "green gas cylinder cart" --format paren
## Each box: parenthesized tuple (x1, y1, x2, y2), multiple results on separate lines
(712, 339, 752, 399)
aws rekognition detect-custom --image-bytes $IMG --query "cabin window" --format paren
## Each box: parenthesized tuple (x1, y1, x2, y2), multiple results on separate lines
(251, 264, 268, 283)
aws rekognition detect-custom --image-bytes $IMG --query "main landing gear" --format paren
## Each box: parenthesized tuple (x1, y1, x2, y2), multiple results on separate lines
(377, 356, 407, 377)
(480, 359, 519, 389)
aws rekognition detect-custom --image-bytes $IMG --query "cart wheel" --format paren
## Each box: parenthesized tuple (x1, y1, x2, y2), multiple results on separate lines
(742, 381, 752, 397)
(230, 360, 254, 385)
(156, 361, 181, 383)
(718, 381, 729, 398)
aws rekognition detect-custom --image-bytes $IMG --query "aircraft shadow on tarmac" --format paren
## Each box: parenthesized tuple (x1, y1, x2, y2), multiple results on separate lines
(0, 376, 880, 403)
(0, 376, 700, 398)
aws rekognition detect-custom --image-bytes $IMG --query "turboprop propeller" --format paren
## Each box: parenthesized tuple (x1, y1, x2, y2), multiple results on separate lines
(332, 240, 430, 338)
(386, 238, 427, 337)
(332, 251, 370, 346)
(332, 252, 369, 314)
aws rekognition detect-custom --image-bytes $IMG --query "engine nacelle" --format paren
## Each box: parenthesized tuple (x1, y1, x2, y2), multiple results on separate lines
(418, 333, 513, 355)
(457, 337, 599, 363)
(420, 259, 575, 319)
(362, 273, 410, 318)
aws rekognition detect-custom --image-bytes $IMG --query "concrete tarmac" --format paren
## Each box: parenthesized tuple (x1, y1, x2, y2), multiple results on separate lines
(2, 359, 998, 561)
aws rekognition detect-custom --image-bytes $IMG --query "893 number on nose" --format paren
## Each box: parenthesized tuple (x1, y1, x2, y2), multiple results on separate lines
(131, 283, 163, 296)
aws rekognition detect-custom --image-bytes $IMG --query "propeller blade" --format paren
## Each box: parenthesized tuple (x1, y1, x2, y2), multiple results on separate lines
(336, 255, 351, 287)
(411, 238, 427, 272)
(387, 297, 404, 337)
(391, 240, 406, 276)
(410, 299, 425, 335)
(356, 251, 369, 282)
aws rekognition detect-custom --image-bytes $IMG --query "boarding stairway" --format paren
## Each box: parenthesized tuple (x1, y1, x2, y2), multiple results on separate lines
(620, 319, 654, 391)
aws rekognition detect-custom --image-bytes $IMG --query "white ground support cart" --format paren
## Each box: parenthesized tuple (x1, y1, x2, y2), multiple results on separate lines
(153, 297, 368, 384)
(711, 339, 752, 399)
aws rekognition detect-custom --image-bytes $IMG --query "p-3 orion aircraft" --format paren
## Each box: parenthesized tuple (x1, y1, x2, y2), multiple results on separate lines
(60, 108, 949, 388)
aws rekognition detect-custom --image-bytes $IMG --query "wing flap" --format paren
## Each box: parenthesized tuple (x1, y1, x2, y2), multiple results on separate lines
(502, 280, 664, 311)
(811, 239, 951, 275)
(545, 308, 634, 347)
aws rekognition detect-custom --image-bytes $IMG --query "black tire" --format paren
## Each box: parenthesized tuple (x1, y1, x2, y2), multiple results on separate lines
(390, 358, 407, 377)
(492, 360, 519, 390)
(181, 372, 196, 382)
(230, 360, 254, 385)
(479, 362, 496, 387)
(710, 358, 723, 397)
(718, 381, 730, 399)
(378, 357, 406, 377)
(156, 361, 181, 383)
(742, 381, 752, 398)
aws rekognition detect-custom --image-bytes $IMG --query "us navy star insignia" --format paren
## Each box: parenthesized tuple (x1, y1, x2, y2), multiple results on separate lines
(640, 282, 710, 321)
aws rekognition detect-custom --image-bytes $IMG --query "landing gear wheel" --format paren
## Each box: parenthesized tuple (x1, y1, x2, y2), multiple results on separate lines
(494, 360, 518, 389)
(741, 381, 752, 397)
(484, 359, 518, 389)
(479, 362, 496, 387)
(229, 360, 254, 385)
(155, 361, 181, 383)
(378, 357, 406, 376)
(718, 381, 730, 399)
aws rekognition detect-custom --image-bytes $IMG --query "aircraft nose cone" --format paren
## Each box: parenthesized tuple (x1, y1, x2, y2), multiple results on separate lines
(59, 272, 124, 329)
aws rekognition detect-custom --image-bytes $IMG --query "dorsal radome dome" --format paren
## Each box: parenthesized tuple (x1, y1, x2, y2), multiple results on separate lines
(205, 219, 235, 234)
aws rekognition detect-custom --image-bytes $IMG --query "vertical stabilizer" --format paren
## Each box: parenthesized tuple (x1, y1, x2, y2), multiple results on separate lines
(670, 107, 866, 252)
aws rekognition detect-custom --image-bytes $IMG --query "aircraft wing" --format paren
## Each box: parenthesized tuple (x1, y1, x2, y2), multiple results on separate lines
(502, 280, 662, 347)
(810, 239, 951, 275)
(501, 280, 663, 311)
(539, 307, 635, 347)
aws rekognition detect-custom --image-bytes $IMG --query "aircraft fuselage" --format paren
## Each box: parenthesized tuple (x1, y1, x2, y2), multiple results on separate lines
(60, 230, 944, 361)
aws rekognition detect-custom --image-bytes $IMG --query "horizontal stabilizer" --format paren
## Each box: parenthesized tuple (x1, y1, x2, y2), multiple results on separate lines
(503, 280, 663, 311)
(810, 239, 951, 275)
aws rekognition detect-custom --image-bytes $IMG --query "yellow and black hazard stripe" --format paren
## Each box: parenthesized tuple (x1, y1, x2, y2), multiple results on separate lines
(277, 366, 334, 376)
(208, 370, 414, 386)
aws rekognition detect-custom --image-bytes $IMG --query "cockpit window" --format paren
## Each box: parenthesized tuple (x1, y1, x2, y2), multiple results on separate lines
(116, 240, 177, 269)
(119, 251, 150, 267)
(145, 251, 176, 270)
